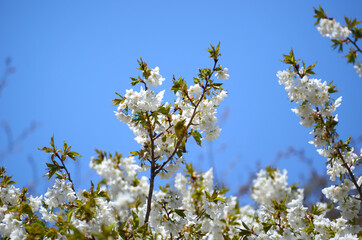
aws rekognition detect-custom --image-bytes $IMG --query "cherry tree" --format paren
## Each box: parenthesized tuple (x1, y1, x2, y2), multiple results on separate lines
(1, 6, 362, 240)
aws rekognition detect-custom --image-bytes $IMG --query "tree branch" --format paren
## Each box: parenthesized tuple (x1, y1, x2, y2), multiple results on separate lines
(155, 59, 219, 176)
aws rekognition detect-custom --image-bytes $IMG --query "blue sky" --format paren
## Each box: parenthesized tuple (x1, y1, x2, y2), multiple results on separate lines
(1, 1, 362, 199)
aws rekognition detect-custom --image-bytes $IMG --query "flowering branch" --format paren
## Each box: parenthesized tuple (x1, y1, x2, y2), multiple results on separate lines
(279, 49, 362, 226)
(112, 43, 228, 228)
(38, 136, 81, 193)
(314, 5, 362, 77)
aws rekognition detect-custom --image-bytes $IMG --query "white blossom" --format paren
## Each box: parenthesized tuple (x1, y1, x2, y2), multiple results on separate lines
(144, 66, 165, 87)
(317, 18, 351, 40)
(215, 67, 229, 80)
(354, 61, 362, 77)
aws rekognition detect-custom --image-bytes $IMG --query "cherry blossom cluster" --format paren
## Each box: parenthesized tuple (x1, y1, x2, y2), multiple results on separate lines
(314, 6, 362, 78)
(247, 167, 361, 239)
(114, 66, 227, 160)
(317, 18, 351, 40)
(111, 44, 228, 215)
(0, 172, 26, 239)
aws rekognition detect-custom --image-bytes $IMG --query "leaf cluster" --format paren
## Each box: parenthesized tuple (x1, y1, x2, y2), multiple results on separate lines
(38, 136, 81, 180)
(207, 42, 221, 60)
(313, 6, 327, 25)
(282, 49, 317, 77)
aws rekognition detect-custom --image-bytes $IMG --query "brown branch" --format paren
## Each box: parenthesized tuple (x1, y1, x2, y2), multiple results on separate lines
(144, 112, 157, 225)
(336, 150, 362, 197)
(347, 37, 362, 54)
(153, 124, 174, 141)
(183, 89, 196, 107)
(155, 59, 218, 176)
(144, 164, 156, 225)
(315, 109, 362, 199)
(54, 152, 76, 193)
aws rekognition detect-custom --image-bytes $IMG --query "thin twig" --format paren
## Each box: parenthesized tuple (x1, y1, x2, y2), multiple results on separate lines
(54, 152, 76, 193)
(347, 37, 362, 54)
(315, 110, 362, 199)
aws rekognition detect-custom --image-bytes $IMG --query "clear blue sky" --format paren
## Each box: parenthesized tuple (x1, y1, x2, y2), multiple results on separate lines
(1, 1, 362, 199)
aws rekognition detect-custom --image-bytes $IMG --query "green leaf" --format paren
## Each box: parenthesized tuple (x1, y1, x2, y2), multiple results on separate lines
(262, 221, 273, 233)
(205, 191, 211, 201)
(214, 197, 226, 203)
(67, 209, 75, 222)
(345, 17, 361, 29)
(132, 211, 139, 229)
(47, 168, 57, 180)
(118, 221, 127, 239)
(158, 104, 171, 115)
(112, 98, 122, 107)
(175, 119, 186, 139)
(50, 135, 55, 149)
(37, 146, 53, 153)
(130, 150, 140, 157)
(345, 49, 357, 63)
(242, 221, 250, 230)
(352, 27, 362, 39)
(174, 209, 186, 219)
(313, 6, 327, 25)
(192, 131, 202, 146)
(266, 166, 277, 180)
(130, 76, 143, 86)
(331, 40, 344, 52)
(207, 42, 221, 60)
(137, 58, 151, 79)
(112, 92, 125, 106)
(311, 204, 324, 215)
(7, 180, 16, 185)
(281, 49, 299, 66)
(21, 203, 34, 217)
(305, 62, 317, 75)
(327, 81, 339, 93)
(73, 200, 83, 205)
(68, 151, 81, 161)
